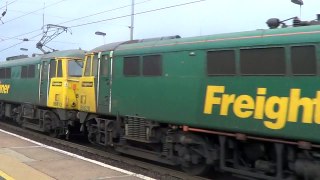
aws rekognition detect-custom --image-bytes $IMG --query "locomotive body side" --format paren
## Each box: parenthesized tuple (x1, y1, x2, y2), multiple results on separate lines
(0, 56, 42, 106)
(110, 25, 320, 143)
(81, 25, 320, 179)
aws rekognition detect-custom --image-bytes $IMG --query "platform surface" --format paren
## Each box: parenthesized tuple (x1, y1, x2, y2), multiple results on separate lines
(0, 129, 152, 180)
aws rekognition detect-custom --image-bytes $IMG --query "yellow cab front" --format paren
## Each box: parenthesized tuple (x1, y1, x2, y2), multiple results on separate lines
(47, 57, 83, 110)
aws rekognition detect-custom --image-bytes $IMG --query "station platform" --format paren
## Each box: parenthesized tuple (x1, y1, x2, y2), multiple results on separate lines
(0, 129, 153, 180)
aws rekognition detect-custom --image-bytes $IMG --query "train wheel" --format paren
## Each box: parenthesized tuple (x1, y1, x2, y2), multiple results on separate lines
(15, 112, 23, 127)
(49, 128, 60, 138)
(44, 111, 60, 138)
(181, 163, 211, 176)
(86, 119, 98, 144)
(177, 134, 214, 175)
(0, 102, 4, 121)
(179, 145, 212, 175)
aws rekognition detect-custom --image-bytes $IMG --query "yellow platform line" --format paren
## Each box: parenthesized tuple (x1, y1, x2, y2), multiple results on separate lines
(0, 170, 15, 180)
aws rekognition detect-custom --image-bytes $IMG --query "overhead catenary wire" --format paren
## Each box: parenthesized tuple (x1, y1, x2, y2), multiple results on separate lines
(0, 28, 41, 42)
(69, 0, 206, 28)
(58, 0, 151, 25)
(0, 0, 17, 10)
(0, 35, 26, 41)
(0, 0, 152, 43)
(10, 9, 70, 19)
(0, 32, 43, 52)
(0, 2, 7, 24)
(0, 0, 206, 53)
(0, 41, 25, 53)
(1, 0, 152, 30)
(1, 0, 66, 24)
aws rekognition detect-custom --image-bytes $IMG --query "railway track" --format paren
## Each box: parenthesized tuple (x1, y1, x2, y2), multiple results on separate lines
(0, 121, 244, 180)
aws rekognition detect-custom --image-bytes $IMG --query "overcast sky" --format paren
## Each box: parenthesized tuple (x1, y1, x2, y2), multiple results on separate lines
(0, 0, 318, 59)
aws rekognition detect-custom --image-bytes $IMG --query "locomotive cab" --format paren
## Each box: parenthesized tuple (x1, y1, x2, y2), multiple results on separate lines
(78, 53, 98, 113)
(47, 57, 83, 110)
(79, 51, 110, 113)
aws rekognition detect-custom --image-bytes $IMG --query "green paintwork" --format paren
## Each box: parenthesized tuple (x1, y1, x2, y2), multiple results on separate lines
(97, 53, 111, 113)
(98, 25, 320, 143)
(0, 56, 42, 105)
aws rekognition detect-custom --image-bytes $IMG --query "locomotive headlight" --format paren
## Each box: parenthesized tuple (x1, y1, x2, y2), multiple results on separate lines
(64, 82, 68, 87)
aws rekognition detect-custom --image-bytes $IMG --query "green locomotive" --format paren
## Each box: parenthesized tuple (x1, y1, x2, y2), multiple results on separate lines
(78, 20, 320, 179)
(0, 50, 85, 137)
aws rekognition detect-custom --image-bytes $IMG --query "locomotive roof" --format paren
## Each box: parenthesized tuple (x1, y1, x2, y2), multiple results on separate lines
(88, 41, 130, 54)
(88, 36, 181, 54)
(42, 49, 86, 59)
(0, 56, 43, 67)
(114, 25, 320, 55)
(0, 49, 86, 67)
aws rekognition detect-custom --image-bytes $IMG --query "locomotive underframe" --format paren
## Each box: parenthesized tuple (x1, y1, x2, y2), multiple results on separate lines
(84, 113, 320, 179)
(0, 101, 78, 138)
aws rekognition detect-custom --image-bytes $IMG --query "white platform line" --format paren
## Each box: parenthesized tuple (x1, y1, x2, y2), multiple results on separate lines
(96, 174, 131, 179)
(0, 129, 155, 180)
(9, 145, 42, 149)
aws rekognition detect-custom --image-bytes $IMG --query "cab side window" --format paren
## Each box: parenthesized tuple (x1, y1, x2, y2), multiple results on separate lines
(57, 60, 63, 77)
(123, 55, 163, 77)
(50, 60, 57, 77)
(291, 45, 316, 75)
(92, 55, 98, 77)
(28, 65, 35, 78)
(143, 55, 162, 76)
(123, 56, 140, 76)
(240, 47, 285, 75)
(20, 65, 36, 78)
(100, 55, 108, 76)
(21, 66, 28, 78)
(84, 56, 92, 76)
(207, 50, 236, 75)
(5, 68, 11, 79)
(0, 68, 10, 79)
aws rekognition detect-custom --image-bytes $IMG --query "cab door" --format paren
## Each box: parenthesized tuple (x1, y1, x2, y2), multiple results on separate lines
(97, 52, 111, 113)
(48, 59, 64, 108)
(39, 60, 49, 106)
(79, 54, 97, 113)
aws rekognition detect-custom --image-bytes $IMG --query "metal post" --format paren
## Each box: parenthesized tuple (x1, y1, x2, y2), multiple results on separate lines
(43, 2, 45, 30)
(130, 0, 134, 40)
(291, 0, 304, 18)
